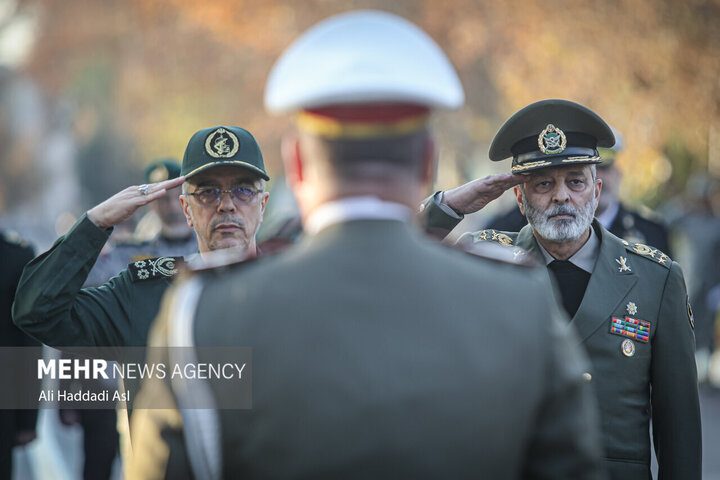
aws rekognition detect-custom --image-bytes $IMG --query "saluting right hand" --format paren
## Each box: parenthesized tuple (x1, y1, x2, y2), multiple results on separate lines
(442, 173, 525, 215)
(87, 176, 185, 230)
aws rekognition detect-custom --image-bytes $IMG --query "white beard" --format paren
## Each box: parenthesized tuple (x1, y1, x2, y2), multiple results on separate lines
(523, 191, 596, 242)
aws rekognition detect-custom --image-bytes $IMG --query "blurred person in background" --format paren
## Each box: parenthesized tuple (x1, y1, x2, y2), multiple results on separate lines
(130, 11, 604, 480)
(0, 230, 38, 480)
(594, 129, 671, 255)
(671, 174, 720, 383)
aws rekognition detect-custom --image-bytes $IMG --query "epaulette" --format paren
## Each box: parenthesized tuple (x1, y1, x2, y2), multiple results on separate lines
(128, 256, 184, 282)
(0, 230, 30, 248)
(184, 249, 259, 274)
(622, 240, 671, 268)
(458, 240, 538, 268)
(471, 229, 514, 247)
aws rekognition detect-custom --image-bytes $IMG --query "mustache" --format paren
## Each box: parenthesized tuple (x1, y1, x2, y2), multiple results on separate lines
(546, 204, 579, 218)
(210, 215, 246, 231)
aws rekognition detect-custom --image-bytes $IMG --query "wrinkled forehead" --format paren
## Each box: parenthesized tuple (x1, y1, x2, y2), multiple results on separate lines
(186, 165, 263, 187)
(526, 164, 594, 180)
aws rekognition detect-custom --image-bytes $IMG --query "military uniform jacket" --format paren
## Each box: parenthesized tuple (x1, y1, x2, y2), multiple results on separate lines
(456, 221, 701, 480)
(129, 219, 605, 480)
(12, 214, 182, 348)
(1, 231, 38, 479)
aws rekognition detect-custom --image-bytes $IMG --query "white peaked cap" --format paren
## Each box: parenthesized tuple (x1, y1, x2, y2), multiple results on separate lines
(265, 10, 465, 113)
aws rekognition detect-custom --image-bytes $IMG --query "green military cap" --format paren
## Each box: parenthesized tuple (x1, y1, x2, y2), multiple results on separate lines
(145, 158, 181, 183)
(489, 99, 615, 174)
(598, 126, 625, 168)
(181, 125, 270, 180)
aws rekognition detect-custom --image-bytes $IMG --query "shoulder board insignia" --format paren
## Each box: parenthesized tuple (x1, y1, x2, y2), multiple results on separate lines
(472, 229, 514, 247)
(128, 256, 184, 282)
(625, 242, 671, 268)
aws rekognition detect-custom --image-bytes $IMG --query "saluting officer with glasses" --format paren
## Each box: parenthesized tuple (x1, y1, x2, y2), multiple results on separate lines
(12, 125, 269, 351)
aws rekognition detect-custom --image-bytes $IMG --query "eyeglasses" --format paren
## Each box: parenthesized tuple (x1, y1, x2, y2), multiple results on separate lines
(185, 186, 260, 206)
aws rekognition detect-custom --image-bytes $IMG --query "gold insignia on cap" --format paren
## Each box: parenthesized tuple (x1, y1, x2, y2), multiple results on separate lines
(537, 124, 567, 155)
(149, 166, 169, 183)
(621, 339, 635, 357)
(205, 128, 240, 159)
(616, 256, 631, 272)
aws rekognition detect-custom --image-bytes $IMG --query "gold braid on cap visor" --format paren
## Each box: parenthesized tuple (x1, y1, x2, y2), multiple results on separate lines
(296, 111, 430, 139)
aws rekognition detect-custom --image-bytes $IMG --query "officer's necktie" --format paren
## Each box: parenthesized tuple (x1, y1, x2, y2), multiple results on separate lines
(547, 260, 591, 319)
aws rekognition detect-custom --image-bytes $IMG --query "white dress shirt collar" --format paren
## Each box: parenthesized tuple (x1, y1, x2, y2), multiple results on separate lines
(304, 196, 413, 236)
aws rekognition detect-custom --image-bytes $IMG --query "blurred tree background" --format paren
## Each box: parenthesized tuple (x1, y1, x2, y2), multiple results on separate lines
(0, 0, 718, 243)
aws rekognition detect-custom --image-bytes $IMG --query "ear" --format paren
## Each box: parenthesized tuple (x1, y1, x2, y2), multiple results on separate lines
(594, 177, 603, 210)
(513, 186, 526, 216)
(257, 192, 270, 224)
(420, 135, 437, 186)
(180, 195, 193, 228)
(281, 134, 304, 188)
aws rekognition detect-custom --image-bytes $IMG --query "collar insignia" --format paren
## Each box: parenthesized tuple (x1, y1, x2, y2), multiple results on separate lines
(616, 256, 631, 272)
(538, 124, 567, 155)
(205, 127, 240, 159)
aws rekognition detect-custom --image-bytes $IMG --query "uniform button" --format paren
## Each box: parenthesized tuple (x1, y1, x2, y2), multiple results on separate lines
(582, 372, 592, 382)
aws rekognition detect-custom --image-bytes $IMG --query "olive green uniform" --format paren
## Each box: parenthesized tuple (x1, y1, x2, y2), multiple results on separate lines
(130, 219, 605, 479)
(421, 197, 701, 480)
(12, 214, 181, 348)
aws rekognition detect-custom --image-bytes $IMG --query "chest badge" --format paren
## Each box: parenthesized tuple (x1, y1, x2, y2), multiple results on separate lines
(621, 339, 636, 357)
(616, 256, 631, 272)
(626, 302, 638, 315)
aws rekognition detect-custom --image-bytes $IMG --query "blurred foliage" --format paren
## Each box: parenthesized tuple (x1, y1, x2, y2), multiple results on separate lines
(9, 0, 720, 207)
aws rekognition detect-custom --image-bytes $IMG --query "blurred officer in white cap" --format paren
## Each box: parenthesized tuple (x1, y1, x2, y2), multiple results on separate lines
(130, 11, 604, 480)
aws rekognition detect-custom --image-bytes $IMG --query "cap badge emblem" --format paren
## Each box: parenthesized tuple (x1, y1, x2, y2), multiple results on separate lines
(205, 127, 240, 159)
(621, 339, 636, 357)
(538, 124, 567, 155)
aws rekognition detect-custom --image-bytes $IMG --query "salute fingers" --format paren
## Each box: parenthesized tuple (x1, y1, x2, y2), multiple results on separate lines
(88, 176, 186, 229)
(134, 176, 185, 204)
